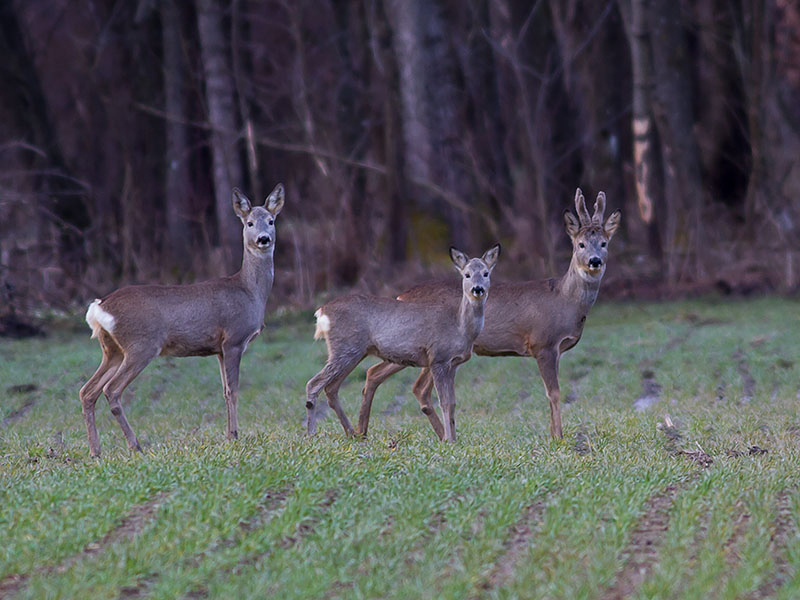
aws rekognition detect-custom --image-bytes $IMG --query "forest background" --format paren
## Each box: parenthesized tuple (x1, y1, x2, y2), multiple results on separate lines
(2, 0, 799, 326)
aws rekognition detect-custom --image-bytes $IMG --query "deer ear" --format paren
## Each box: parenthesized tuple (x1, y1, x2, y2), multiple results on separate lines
(604, 209, 622, 239)
(232, 188, 252, 220)
(449, 247, 469, 270)
(564, 210, 580, 238)
(481, 244, 501, 272)
(265, 183, 285, 216)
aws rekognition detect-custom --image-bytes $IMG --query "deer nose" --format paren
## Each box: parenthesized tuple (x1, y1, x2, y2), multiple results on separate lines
(257, 235, 271, 246)
(588, 257, 602, 269)
(471, 286, 485, 297)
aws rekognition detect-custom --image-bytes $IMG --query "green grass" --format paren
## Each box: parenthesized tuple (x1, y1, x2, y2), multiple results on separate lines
(0, 297, 799, 599)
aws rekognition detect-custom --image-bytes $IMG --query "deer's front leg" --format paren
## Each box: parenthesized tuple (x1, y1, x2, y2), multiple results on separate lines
(412, 368, 445, 440)
(430, 364, 457, 442)
(535, 348, 563, 439)
(358, 360, 406, 437)
(219, 345, 244, 440)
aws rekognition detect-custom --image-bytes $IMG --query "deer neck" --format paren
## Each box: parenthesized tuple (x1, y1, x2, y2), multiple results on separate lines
(458, 293, 485, 341)
(559, 256, 602, 312)
(239, 247, 275, 308)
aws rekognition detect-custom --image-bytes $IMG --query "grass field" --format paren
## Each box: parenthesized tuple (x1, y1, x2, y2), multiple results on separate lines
(1, 297, 799, 599)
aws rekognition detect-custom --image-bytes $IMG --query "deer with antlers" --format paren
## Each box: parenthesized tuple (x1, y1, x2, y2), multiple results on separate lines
(357, 189, 620, 440)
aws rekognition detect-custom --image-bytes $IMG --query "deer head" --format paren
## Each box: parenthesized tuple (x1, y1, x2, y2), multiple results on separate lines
(233, 183, 285, 256)
(450, 244, 501, 302)
(563, 188, 621, 281)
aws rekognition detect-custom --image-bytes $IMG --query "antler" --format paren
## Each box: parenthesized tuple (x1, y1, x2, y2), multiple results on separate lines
(574, 188, 591, 226)
(592, 191, 606, 225)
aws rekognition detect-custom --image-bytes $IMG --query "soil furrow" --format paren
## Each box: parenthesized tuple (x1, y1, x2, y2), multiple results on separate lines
(185, 489, 340, 598)
(120, 487, 292, 598)
(601, 481, 686, 600)
(0, 491, 168, 599)
(468, 499, 547, 598)
(1, 399, 35, 428)
(734, 350, 756, 401)
(748, 489, 795, 598)
(633, 368, 661, 411)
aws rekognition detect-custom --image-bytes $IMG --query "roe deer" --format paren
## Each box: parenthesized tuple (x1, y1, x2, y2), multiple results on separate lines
(79, 184, 285, 457)
(305, 245, 501, 442)
(359, 189, 620, 440)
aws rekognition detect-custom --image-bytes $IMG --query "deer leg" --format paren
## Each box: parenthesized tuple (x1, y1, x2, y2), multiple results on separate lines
(535, 349, 563, 439)
(324, 374, 356, 436)
(220, 345, 244, 440)
(357, 360, 406, 436)
(102, 348, 157, 453)
(305, 354, 361, 435)
(80, 337, 123, 457)
(412, 368, 444, 440)
(430, 364, 457, 442)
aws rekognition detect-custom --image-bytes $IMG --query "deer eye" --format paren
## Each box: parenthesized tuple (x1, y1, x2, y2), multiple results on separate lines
(578, 242, 585, 248)
(247, 222, 254, 227)
(465, 273, 471, 278)
(483, 271, 489, 277)
(268, 219, 274, 225)
(601, 241, 607, 247)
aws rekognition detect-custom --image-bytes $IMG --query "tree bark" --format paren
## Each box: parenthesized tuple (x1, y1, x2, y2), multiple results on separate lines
(618, 0, 664, 261)
(196, 0, 243, 270)
(647, 0, 705, 282)
(161, 0, 192, 272)
(0, 2, 90, 278)
(385, 0, 474, 249)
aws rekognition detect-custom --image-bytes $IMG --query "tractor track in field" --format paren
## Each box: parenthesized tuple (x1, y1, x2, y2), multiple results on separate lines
(733, 350, 756, 401)
(748, 489, 796, 598)
(468, 498, 548, 598)
(601, 476, 697, 600)
(0, 491, 168, 599)
(118, 486, 293, 598)
(184, 489, 339, 599)
(321, 488, 481, 599)
(723, 504, 751, 570)
(1, 399, 36, 428)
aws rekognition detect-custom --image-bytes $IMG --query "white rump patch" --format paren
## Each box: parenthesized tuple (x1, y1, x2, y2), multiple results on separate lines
(313, 308, 330, 340)
(85, 299, 116, 339)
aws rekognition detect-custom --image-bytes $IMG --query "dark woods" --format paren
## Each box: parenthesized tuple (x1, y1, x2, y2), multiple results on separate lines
(1, 0, 799, 319)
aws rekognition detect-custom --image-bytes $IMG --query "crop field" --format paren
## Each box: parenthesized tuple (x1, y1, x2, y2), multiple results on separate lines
(0, 297, 799, 599)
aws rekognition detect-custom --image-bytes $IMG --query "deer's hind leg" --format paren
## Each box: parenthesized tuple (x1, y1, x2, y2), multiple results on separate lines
(305, 351, 362, 436)
(412, 368, 445, 440)
(357, 360, 406, 437)
(80, 331, 123, 457)
(102, 344, 159, 453)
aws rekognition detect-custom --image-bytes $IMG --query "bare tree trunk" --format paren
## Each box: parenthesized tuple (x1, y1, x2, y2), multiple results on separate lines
(618, 0, 664, 262)
(385, 0, 474, 249)
(332, 0, 370, 280)
(464, 0, 513, 220)
(737, 0, 800, 290)
(161, 0, 192, 273)
(196, 0, 243, 271)
(647, 0, 705, 283)
(0, 2, 90, 282)
(548, 1, 630, 224)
